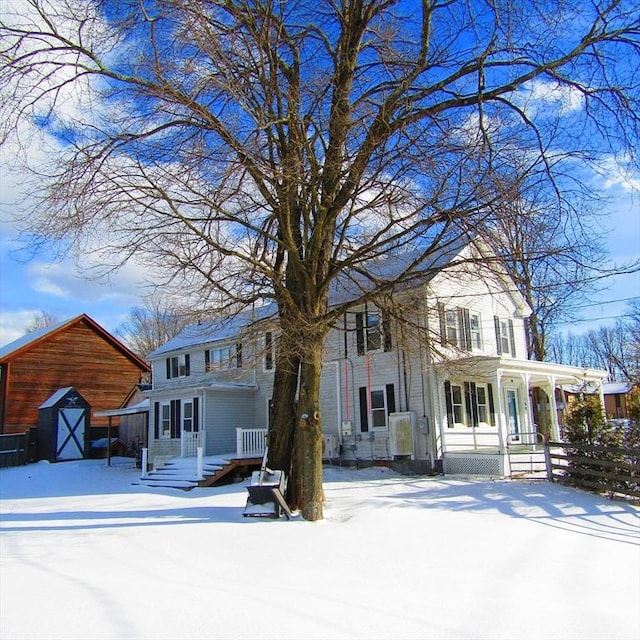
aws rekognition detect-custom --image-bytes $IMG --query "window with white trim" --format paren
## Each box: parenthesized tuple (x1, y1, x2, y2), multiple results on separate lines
(355, 310, 391, 355)
(160, 403, 171, 437)
(183, 400, 193, 432)
(206, 343, 242, 371)
(438, 304, 478, 351)
(470, 312, 483, 349)
(358, 384, 396, 432)
(444, 381, 496, 428)
(494, 316, 516, 357)
(166, 354, 190, 379)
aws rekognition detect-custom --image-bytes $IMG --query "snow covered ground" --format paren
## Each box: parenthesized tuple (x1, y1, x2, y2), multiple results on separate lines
(1, 458, 638, 640)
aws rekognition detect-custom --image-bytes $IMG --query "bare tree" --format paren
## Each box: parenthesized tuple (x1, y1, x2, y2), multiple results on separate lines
(25, 310, 60, 333)
(1, 0, 638, 519)
(548, 299, 640, 381)
(115, 294, 191, 360)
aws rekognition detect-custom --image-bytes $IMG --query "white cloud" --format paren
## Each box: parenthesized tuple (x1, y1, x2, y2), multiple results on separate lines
(514, 78, 585, 119)
(0, 310, 38, 347)
(592, 153, 640, 193)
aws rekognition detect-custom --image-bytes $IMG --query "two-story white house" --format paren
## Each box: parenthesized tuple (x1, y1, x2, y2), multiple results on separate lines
(145, 239, 608, 478)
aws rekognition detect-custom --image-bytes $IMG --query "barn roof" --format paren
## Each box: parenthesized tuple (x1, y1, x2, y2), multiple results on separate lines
(0, 314, 150, 372)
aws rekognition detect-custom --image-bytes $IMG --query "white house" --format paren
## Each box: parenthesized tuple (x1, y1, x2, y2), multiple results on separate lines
(144, 239, 608, 478)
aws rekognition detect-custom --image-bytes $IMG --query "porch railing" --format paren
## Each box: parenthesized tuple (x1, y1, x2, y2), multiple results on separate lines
(236, 428, 268, 457)
(181, 430, 206, 458)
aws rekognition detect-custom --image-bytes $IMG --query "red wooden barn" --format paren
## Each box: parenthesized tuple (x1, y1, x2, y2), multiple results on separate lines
(0, 314, 150, 436)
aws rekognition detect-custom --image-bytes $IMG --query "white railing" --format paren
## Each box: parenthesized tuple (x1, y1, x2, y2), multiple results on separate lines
(236, 428, 268, 457)
(181, 430, 206, 458)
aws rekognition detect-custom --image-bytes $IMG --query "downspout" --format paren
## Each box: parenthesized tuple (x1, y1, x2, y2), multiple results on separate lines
(0, 363, 8, 434)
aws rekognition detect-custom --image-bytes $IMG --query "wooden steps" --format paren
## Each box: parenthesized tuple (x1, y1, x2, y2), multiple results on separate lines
(136, 455, 263, 489)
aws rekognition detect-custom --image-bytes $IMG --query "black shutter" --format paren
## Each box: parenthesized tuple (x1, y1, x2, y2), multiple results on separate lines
(508, 320, 516, 357)
(444, 381, 453, 428)
(459, 308, 472, 351)
(487, 383, 496, 426)
(438, 302, 447, 345)
(494, 316, 502, 355)
(356, 313, 365, 356)
(170, 400, 181, 439)
(166, 358, 171, 379)
(204, 349, 210, 371)
(185, 353, 190, 376)
(236, 342, 243, 368)
(386, 384, 396, 415)
(382, 311, 392, 352)
(359, 386, 369, 432)
(193, 397, 199, 432)
(464, 382, 473, 427)
(154, 402, 160, 439)
(464, 381, 478, 427)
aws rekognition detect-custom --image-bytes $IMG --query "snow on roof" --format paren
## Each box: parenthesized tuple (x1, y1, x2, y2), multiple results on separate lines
(0, 316, 75, 360)
(147, 303, 278, 358)
(602, 381, 634, 395)
(39, 387, 76, 409)
(93, 398, 150, 418)
(149, 237, 474, 358)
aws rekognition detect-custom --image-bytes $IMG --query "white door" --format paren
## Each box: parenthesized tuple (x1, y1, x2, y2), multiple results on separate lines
(56, 408, 86, 460)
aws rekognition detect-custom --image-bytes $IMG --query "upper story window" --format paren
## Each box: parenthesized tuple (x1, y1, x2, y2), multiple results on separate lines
(438, 304, 481, 351)
(205, 343, 242, 371)
(356, 310, 391, 355)
(494, 316, 516, 357)
(470, 312, 483, 349)
(166, 353, 190, 379)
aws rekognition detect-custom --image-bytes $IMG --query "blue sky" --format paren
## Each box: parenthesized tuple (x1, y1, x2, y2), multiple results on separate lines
(1, 154, 637, 349)
(0, 1, 638, 349)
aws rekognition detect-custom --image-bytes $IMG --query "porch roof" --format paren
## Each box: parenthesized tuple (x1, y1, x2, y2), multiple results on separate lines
(435, 356, 609, 387)
(144, 381, 259, 397)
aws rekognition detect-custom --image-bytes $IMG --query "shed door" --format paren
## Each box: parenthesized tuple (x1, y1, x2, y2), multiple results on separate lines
(57, 408, 86, 460)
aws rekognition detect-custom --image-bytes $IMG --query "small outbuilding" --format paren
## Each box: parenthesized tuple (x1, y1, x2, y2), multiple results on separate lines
(38, 387, 91, 462)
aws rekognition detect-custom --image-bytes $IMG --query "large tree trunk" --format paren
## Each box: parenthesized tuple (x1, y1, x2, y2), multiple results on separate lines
(267, 324, 300, 477)
(290, 331, 325, 520)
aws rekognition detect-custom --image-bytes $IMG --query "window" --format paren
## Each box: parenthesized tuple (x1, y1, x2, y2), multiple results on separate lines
(476, 384, 489, 424)
(356, 310, 391, 355)
(470, 312, 482, 349)
(445, 310, 459, 345)
(358, 384, 396, 432)
(438, 304, 475, 351)
(183, 401, 193, 432)
(166, 354, 190, 379)
(264, 331, 275, 371)
(160, 403, 170, 437)
(444, 381, 495, 428)
(206, 343, 242, 371)
(154, 398, 198, 440)
(494, 316, 516, 357)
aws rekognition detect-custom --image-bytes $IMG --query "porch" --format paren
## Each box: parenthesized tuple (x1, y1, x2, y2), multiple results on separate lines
(138, 427, 268, 489)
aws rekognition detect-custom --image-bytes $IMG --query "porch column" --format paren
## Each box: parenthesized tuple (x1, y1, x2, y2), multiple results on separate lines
(495, 371, 506, 454)
(547, 375, 560, 441)
(521, 372, 533, 438)
(596, 379, 606, 421)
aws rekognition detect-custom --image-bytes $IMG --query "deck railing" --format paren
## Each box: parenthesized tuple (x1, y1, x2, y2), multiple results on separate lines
(236, 428, 268, 457)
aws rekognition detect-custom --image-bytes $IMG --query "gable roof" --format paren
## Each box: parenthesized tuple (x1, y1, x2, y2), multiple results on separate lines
(148, 303, 278, 358)
(149, 236, 514, 358)
(0, 314, 150, 372)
